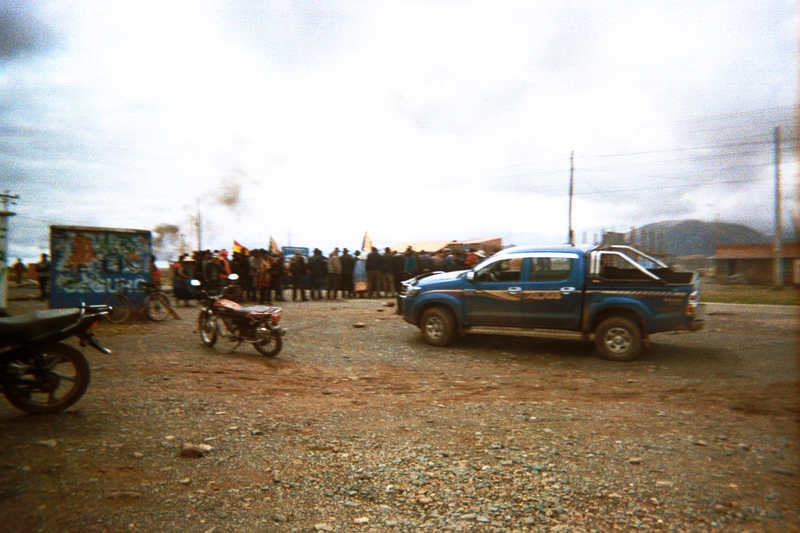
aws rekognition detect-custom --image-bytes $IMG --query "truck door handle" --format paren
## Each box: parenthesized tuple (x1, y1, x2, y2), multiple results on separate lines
(507, 286, 522, 295)
(560, 286, 576, 295)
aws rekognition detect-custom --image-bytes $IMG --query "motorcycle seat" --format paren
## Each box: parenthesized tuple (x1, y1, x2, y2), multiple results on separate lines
(239, 305, 278, 313)
(238, 305, 280, 317)
(0, 309, 82, 345)
(213, 299, 278, 317)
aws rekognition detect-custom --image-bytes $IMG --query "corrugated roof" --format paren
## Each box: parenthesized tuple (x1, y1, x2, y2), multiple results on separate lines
(387, 237, 503, 253)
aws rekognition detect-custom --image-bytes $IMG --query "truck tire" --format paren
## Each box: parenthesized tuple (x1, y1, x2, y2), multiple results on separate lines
(594, 316, 643, 361)
(420, 307, 455, 346)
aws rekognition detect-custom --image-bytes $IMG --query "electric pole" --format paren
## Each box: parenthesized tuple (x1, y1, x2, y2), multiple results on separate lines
(568, 151, 575, 245)
(774, 126, 783, 287)
(195, 210, 203, 251)
(0, 190, 19, 310)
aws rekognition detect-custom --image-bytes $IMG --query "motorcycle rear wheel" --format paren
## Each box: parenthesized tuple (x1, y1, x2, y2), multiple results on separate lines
(254, 331, 282, 357)
(198, 312, 218, 346)
(3, 342, 90, 415)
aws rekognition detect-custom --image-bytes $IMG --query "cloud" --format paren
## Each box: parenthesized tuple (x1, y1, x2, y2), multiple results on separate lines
(0, 3, 57, 62)
(1, 0, 797, 263)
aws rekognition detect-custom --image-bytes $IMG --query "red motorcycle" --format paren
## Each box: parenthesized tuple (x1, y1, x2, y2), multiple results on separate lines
(191, 277, 285, 357)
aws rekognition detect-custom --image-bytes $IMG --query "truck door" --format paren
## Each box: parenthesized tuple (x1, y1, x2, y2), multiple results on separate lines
(463, 257, 524, 326)
(519, 253, 582, 329)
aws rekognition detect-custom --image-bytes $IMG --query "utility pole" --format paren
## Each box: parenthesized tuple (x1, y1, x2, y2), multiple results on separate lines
(567, 151, 575, 245)
(774, 126, 783, 287)
(0, 190, 19, 310)
(195, 210, 203, 251)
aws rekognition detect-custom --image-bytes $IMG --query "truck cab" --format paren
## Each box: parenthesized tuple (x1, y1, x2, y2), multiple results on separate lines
(399, 244, 703, 361)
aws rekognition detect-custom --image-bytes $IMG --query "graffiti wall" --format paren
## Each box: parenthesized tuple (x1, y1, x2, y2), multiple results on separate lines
(50, 226, 152, 308)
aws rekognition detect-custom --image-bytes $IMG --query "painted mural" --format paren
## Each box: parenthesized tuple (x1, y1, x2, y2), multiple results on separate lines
(50, 226, 151, 308)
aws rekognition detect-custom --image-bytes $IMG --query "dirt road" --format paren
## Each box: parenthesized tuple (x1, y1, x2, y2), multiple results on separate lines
(0, 294, 797, 532)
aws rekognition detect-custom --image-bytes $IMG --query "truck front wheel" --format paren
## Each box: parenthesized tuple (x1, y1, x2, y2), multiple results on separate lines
(594, 317, 643, 361)
(420, 307, 455, 346)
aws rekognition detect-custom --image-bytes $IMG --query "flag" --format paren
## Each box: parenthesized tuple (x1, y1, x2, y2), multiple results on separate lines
(232, 240, 249, 255)
(361, 232, 372, 252)
(269, 236, 280, 255)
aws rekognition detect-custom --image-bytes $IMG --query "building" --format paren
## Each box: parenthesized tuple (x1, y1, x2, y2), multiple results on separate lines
(711, 242, 800, 285)
(387, 237, 503, 254)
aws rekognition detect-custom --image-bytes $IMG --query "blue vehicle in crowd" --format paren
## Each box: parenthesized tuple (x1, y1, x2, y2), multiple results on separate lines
(399, 244, 703, 361)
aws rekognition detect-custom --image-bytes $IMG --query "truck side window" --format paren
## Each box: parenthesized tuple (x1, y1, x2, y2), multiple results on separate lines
(475, 259, 522, 282)
(529, 257, 574, 282)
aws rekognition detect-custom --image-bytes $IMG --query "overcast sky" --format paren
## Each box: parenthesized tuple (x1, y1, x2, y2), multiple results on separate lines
(2, 0, 797, 262)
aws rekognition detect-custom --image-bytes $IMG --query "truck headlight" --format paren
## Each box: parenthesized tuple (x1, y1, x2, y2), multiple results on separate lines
(406, 286, 421, 297)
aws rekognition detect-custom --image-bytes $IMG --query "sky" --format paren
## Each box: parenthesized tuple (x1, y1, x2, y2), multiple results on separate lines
(1, 0, 797, 262)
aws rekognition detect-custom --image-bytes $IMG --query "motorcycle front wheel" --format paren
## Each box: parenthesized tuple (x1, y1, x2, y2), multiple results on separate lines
(254, 330, 282, 357)
(3, 342, 90, 414)
(198, 311, 218, 347)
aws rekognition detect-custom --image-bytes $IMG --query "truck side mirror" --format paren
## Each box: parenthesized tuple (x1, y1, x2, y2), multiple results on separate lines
(466, 271, 475, 282)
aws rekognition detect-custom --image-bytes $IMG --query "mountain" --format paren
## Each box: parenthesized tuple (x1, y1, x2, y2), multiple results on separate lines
(630, 220, 768, 257)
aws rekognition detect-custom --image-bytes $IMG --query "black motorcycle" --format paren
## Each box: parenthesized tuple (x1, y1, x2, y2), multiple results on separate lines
(0, 304, 111, 414)
(191, 277, 286, 357)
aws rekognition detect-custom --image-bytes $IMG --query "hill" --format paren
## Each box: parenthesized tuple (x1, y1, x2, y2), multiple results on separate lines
(632, 220, 768, 256)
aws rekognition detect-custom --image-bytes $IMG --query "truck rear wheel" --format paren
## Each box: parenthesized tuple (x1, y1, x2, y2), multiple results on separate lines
(420, 307, 455, 346)
(594, 316, 643, 361)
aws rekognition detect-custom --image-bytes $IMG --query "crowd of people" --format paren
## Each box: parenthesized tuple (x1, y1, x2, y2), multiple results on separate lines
(168, 246, 489, 305)
(7, 246, 490, 306)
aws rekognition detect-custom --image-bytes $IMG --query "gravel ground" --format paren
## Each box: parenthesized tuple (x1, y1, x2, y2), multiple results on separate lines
(0, 288, 798, 532)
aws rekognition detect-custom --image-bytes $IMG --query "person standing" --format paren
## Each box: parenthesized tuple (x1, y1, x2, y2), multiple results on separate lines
(352, 250, 367, 298)
(327, 248, 341, 299)
(339, 248, 354, 298)
(418, 250, 432, 273)
(308, 248, 327, 300)
(36, 253, 50, 301)
(289, 251, 308, 301)
(203, 251, 220, 293)
(380, 247, 395, 297)
(392, 249, 404, 294)
(366, 246, 381, 298)
(173, 256, 194, 306)
(255, 251, 272, 303)
(403, 247, 417, 279)
(247, 251, 259, 301)
(233, 252, 251, 302)
(269, 252, 285, 302)
(12, 258, 25, 285)
(464, 250, 481, 269)
(150, 255, 162, 287)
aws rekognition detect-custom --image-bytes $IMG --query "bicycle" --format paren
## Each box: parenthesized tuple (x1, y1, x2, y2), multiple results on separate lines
(104, 281, 179, 324)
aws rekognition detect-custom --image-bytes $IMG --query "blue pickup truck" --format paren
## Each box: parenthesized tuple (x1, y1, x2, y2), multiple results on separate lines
(399, 244, 703, 361)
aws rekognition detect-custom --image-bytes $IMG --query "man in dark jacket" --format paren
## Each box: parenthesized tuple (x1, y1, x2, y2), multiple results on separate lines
(380, 247, 395, 297)
(392, 250, 405, 294)
(366, 247, 381, 298)
(308, 248, 327, 300)
(289, 251, 308, 301)
(339, 248, 354, 298)
(36, 253, 50, 300)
